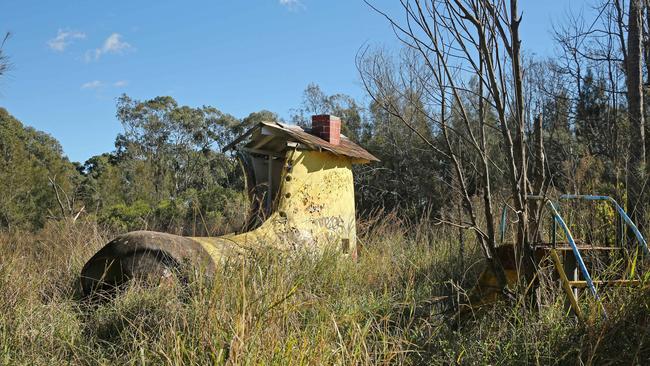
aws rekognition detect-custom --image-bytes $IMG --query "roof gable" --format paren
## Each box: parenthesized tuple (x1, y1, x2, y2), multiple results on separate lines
(224, 121, 379, 163)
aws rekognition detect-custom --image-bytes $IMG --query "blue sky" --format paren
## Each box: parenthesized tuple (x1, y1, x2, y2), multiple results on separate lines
(1, 0, 586, 163)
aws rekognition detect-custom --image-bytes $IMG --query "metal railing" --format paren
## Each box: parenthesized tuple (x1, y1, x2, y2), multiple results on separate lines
(559, 194, 649, 256)
(499, 195, 614, 318)
(527, 196, 603, 310)
(497, 194, 649, 319)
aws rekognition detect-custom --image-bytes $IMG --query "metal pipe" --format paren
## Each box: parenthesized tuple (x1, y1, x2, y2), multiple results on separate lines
(526, 195, 607, 318)
(559, 194, 649, 255)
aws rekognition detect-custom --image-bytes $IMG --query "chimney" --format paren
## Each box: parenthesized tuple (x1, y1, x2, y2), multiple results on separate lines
(311, 114, 341, 145)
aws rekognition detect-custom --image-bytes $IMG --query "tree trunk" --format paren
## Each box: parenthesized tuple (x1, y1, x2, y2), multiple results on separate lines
(626, 0, 646, 229)
(509, 0, 536, 286)
(530, 114, 546, 244)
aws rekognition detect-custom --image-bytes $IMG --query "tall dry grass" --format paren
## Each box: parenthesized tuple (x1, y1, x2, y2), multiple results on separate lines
(1, 214, 649, 365)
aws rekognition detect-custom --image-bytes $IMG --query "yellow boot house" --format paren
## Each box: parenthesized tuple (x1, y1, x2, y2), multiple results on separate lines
(80, 115, 379, 294)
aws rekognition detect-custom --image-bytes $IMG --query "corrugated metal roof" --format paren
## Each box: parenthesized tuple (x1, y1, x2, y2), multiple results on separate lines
(223, 121, 379, 163)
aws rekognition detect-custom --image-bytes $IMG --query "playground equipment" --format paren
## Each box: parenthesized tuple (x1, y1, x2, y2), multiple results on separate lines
(80, 115, 378, 295)
(471, 194, 648, 320)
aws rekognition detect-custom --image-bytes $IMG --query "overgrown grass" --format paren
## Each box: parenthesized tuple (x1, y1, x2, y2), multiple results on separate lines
(1, 215, 649, 365)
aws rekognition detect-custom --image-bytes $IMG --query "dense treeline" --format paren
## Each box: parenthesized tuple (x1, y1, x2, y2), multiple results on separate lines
(0, 86, 451, 234)
(0, 66, 640, 236)
(2, 1, 650, 263)
(0, 108, 79, 229)
(1, 99, 264, 235)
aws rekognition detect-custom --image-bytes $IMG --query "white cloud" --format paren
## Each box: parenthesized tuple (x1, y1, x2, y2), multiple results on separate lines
(85, 33, 133, 61)
(279, 0, 303, 10)
(47, 29, 86, 51)
(103, 33, 131, 53)
(81, 80, 129, 90)
(81, 80, 103, 89)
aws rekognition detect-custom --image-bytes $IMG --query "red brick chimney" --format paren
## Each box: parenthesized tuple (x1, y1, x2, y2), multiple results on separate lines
(311, 114, 341, 145)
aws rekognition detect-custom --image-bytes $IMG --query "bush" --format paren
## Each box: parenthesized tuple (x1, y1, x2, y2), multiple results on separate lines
(99, 200, 152, 232)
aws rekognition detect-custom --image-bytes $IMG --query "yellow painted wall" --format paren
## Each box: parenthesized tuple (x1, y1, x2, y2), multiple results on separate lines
(192, 149, 358, 261)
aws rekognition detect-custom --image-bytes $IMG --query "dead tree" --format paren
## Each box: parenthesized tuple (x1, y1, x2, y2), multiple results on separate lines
(552, 0, 648, 225)
(360, 0, 542, 296)
(48, 176, 85, 223)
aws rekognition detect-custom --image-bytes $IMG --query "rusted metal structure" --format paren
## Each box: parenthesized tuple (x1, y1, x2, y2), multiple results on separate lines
(80, 115, 378, 295)
(470, 194, 648, 320)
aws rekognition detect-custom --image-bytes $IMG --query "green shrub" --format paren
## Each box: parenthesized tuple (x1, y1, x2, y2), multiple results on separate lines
(99, 200, 152, 232)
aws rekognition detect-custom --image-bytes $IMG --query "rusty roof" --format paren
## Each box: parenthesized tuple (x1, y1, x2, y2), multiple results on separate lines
(223, 121, 379, 163)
